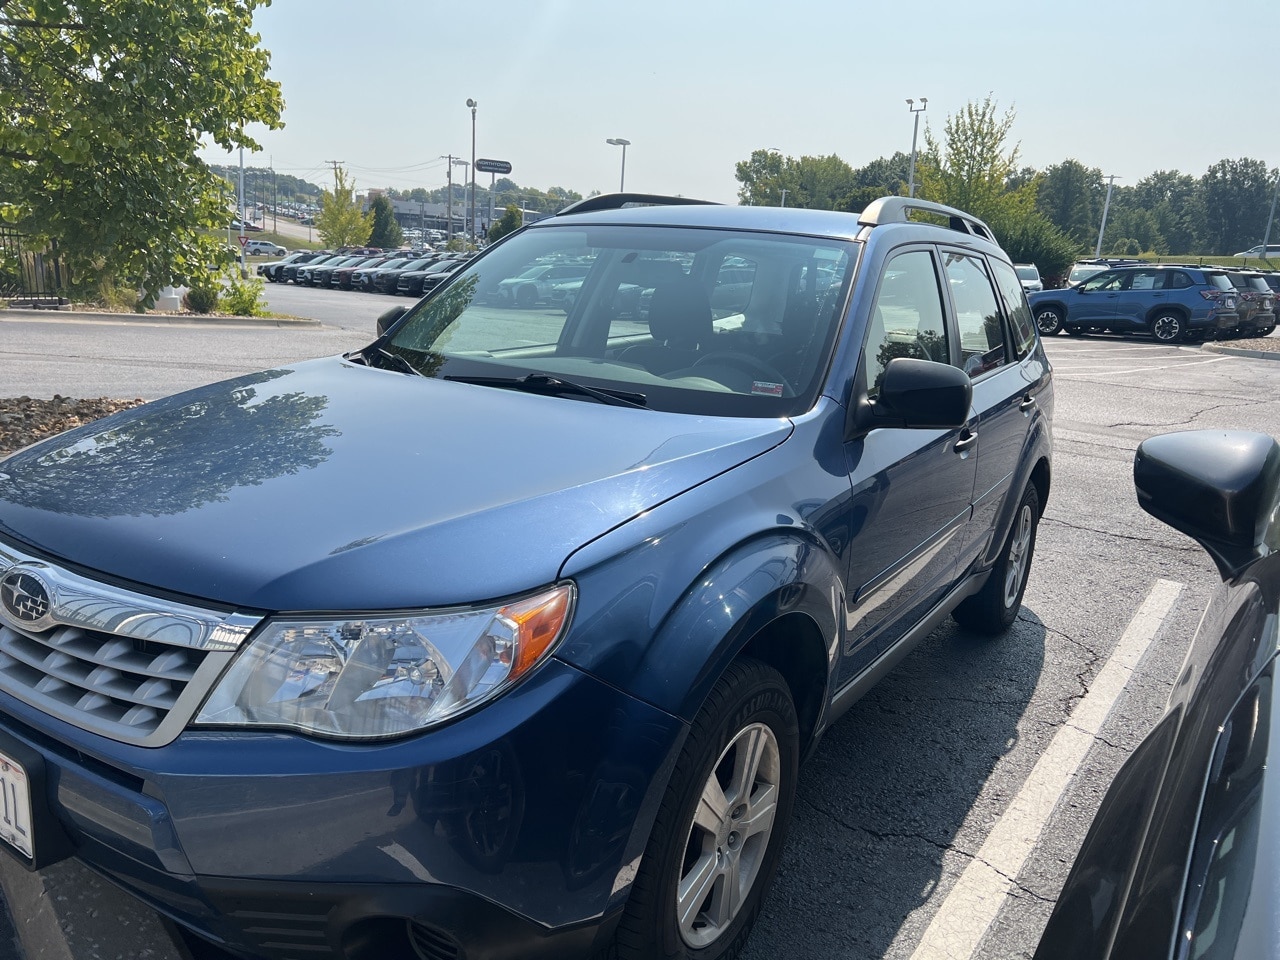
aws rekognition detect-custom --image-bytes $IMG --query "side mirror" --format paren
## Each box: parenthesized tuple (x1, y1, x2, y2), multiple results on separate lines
(848, 357, 972, 440)
(1134, 430, 1280, 580)
(376, 305, 407, 337)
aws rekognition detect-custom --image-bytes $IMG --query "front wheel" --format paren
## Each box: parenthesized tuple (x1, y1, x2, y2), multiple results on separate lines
(1150, 312, 1185, 343)
(616, 658, 798, 960)
(953, 483, 1040, 635)
(1035, 306, 1064, 337)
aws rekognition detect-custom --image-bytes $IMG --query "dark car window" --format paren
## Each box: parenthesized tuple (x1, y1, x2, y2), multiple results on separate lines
(1167, 270, 1194, 289)
(863, 249, 949, 399)
(989, 259, 1037, 358)
(944, 252, 1009, 378)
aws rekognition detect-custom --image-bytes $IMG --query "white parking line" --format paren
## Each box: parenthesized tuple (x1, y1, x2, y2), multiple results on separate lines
(908, 578, 1184, 960)
(1053, 357, 1234, 377)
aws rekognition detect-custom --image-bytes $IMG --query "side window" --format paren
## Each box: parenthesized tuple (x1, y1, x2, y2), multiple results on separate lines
(1081, 271, 1121, 292)
(863, 250, 948, 400)
(989, 259, 1037, 358)
(710, 257, 756, 318)
(1167, 270, 1193, 289)
(944, 253, 1009, 378)
(1128, 269, 1162, 291)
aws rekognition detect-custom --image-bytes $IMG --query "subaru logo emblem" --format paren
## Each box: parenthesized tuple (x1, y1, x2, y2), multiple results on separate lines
(1, 569, 52, 626)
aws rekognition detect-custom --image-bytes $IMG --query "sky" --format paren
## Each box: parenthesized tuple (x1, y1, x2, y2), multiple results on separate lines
(202, 0, 1278, 206)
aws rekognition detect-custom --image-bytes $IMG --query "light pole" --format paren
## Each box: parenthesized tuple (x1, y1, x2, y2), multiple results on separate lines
(606, 138, 630, 192)
(906, 98, 927, 198)
(1262, 169, 1280, 251)
(466, 98, 477, 245)
(780, 188, 788, 208)
(1095, 174, 1120, 257)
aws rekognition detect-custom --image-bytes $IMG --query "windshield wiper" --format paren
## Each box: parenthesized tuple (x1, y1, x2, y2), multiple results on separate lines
(444, 373, 647, 408)
(346, 346, 424, 377)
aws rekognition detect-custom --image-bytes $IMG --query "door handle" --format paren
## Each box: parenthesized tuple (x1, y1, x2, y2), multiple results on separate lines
(954, 429, 978, 455)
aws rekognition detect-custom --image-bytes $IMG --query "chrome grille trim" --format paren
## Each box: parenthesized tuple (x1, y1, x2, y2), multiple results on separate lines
(0, 541, 261, 746)
(0, 543, 260, 651)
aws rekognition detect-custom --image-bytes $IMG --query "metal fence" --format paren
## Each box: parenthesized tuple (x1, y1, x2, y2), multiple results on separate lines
(0, 228, 67, 306)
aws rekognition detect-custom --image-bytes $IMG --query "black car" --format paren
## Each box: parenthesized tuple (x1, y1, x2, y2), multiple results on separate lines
(1222, 271, 1277, 338)
(1036, 429, 1280, 960)
(418, 259, 466, 295)
(305, 255, 364, 288)
(329, 256, 390, 290)
(288, 253, 342, 285)
(396, 257, 462, 296)
(350, 257, 417, 292)
(370, 256, 439, 294)
(256, 251, 317, 282)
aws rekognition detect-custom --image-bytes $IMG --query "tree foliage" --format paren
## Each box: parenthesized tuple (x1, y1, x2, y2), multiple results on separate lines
(0, 0, 283, 301)
(315, 166, 372, 248)
(488, 204, 522, 243)
(366, 194, 403, 249)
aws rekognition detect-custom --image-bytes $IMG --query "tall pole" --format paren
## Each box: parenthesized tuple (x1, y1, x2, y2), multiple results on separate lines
(238, 144, 246, 276)
(906, 98, 927, 198)
(489, 171, 496, 238)
(1095, 174, 1120, 257)
(466, 98, 477, 246)
(271, 156, 278, 234)
(443, 155, 455, 243)
(606, 138, 630, 191)
(780, 188, 787, 208)
(1262, 169, 1280, 252)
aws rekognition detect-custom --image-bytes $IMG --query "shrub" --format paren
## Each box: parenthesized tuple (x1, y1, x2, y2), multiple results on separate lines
(183, 284, 218, 314)
(219, 272, 268, 317)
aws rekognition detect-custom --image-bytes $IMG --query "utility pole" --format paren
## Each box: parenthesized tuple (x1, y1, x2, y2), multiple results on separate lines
(1095, 174, 1120, 258)
(442, 154, 456, 242)
(271, 155, 277, 234)
(1263, 170, 1280, 252)
(238, 144, 246, 276)
(324, 160, 344, 191)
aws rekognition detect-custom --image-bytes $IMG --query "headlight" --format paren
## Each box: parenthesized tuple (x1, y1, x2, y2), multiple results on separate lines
(195, 583, 574, 739)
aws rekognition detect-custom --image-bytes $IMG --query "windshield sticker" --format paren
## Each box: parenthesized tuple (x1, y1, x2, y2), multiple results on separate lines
(751, 381, 785, 397)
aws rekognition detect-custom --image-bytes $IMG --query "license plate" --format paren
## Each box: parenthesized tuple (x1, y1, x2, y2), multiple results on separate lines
(0, 750, 33, 860)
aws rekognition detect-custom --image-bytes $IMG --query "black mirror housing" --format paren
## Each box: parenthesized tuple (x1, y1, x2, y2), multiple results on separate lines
(376, 305, 408, 337)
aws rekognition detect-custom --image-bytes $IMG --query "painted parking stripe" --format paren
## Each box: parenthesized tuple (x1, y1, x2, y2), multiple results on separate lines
(1053, 357, 1234, 377)
(908, 578, 1184, 960)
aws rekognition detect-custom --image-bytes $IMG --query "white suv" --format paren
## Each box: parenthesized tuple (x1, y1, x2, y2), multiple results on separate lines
(244, 240, 287, 256)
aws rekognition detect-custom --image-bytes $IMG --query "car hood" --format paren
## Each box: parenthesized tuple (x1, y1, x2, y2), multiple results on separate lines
(0, 358, 789, 612)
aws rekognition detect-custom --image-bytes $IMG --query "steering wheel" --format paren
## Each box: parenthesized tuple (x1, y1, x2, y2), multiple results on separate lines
(691, 352, 794, 395)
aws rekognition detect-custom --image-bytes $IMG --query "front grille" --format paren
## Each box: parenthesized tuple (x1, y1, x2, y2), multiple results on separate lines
(0, 543, 260, 746)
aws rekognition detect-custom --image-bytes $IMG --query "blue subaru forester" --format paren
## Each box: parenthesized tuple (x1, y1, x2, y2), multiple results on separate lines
(0, 195, 1052, 960)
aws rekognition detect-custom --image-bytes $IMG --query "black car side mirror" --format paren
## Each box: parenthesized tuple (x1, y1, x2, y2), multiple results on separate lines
(847, 357, 972, 440)
(376, 305, 407, 337)
(1134, 430, 1280, 580)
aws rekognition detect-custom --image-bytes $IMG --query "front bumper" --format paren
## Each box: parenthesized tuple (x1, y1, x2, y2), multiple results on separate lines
(0, 658, 685, 959)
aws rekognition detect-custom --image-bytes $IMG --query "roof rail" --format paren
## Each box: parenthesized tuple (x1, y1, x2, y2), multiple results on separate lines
(555, 192, 720, 217)
(858, 196, 997, 243)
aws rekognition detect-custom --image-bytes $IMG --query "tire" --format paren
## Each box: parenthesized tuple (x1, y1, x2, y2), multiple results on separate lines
(1065, 325, 1088, 337)
(1035, 306, 1064, 337)
(515, 284, 537, 308)
(1257, 323, 1277, 338)
(616, 658, 798, 960)
(1149, 311, 1185, 343)
(953, 483, 1040, 635)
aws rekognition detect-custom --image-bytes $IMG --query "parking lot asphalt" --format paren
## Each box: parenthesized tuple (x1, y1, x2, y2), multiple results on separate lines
(0, 307, 1277, 960)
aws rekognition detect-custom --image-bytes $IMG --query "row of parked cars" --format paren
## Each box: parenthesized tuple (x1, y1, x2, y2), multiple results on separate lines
(1028, 259, 1279, 342)
(257, 249, 474, 297)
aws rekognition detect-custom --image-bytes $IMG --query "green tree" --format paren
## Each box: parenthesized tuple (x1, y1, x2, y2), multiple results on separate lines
(1199, 158, 1276, 254)
(488, 204, 522, 243)
(316, 166, 373, 248)
(917, 96, 1039, 228)
(1132, 171, 1200, 255)
(367, 194, 403, 248)
(0, 0, 283, 302)
(1035, 160, 1103, 247)
(735, 149, 791, 206)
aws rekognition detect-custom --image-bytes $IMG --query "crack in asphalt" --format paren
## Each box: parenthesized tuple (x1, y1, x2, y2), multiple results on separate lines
(1040, 516, 1200, 552)
(1104, 396, 1259, 430)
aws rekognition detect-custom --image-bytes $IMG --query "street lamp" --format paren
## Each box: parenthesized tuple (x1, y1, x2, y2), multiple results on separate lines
(906, 98, 927, 198)
(466, 98, 477, 244)
(1095, 174, 1120, 257)
(606, 138, 630, 192)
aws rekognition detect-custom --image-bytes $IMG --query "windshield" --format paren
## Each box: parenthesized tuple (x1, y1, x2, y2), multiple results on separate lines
(1015, 265, 1039, 281)
(382, 223, 857, 417)
(1069, 263, 1107, 284)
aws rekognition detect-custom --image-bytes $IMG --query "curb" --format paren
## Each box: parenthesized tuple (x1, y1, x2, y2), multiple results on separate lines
(0, 854, 185, 960)
(1200, 342, 1280, 361)
(0, 308, 320, 329)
